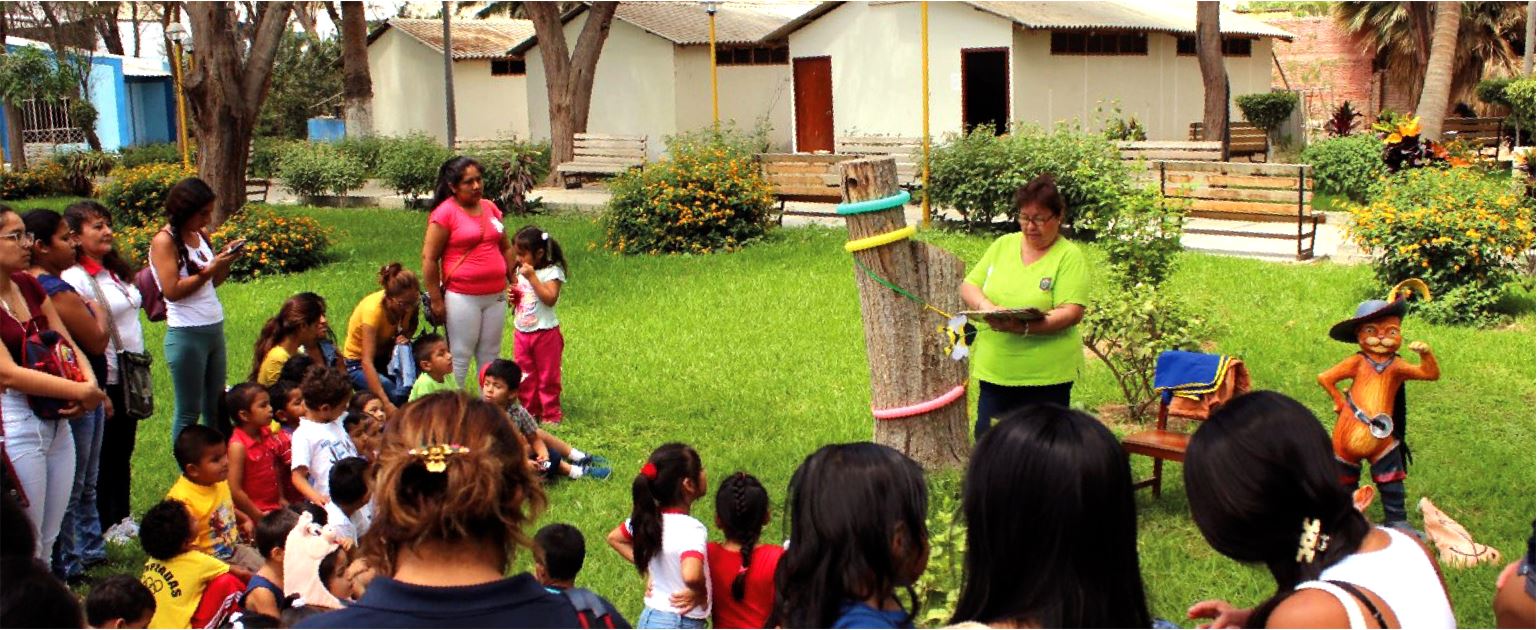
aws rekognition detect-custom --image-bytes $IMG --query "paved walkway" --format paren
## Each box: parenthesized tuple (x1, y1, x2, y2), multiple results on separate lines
(268, 180, 1368, 264)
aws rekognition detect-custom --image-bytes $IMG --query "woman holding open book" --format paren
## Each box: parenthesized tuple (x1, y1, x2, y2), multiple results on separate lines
(958, 174, 1091, 440)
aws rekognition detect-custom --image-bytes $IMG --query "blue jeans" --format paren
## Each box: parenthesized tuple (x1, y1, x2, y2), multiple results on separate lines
(347, 357, 412, 407)
(637, 608, 707, 629)
(53, 405, 107, 578)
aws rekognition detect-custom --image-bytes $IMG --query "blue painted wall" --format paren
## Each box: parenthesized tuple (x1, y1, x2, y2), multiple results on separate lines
(1, 42, 174, 161)
(126, 78, 175, 145)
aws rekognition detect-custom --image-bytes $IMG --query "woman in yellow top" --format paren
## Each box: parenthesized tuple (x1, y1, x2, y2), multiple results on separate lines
(959, 174, 1092, 439)
(343, 263, 420, 414)
(249, 292, 331, 386)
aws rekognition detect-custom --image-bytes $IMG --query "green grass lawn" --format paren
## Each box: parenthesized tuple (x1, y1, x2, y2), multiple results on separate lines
(12, 196, 1534, 627)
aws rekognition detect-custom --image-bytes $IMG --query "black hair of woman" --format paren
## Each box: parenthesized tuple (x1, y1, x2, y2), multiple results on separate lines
(513, 225, 569, 277)
(164, 177, 218, 275)
(715, 471, 770, 602)
(430, 156, 483, 210)
(951, 403, 1151, 628)
(249, 292, 327, 382)
(629, 442, 703, 573)
(773, 442, 929, 629)
(63, 200, 137, 279)
(1184, 390, 1373, 626)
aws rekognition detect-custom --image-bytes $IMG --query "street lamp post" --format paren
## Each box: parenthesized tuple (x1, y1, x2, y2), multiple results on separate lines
(165, 22, 192, 171)
(703, 2, 719, 127)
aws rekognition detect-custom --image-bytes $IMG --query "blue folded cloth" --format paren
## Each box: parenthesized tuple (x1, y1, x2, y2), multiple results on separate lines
(1154, 351, 1231, 404)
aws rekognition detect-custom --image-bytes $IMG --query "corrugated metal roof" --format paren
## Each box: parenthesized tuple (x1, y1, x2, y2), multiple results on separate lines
(377, 17, 534, 59)
(967, 1, 1294, 41)
(5, 35, 171, 77)
(612, 1, 820, 45)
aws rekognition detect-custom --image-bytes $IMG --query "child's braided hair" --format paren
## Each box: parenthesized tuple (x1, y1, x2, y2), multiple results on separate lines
(715, 472, 770, 601)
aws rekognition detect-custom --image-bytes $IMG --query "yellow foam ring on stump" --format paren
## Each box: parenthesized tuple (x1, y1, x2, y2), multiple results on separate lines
(844, 226, 917, 253)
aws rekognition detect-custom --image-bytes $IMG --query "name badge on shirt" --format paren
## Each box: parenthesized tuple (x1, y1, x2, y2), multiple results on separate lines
(1040, 277, 1054, 291)
(490, 217, 505, 234)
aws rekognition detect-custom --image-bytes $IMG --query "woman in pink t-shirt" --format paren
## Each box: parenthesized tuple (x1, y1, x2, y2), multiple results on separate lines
(421, 157, 516, 385)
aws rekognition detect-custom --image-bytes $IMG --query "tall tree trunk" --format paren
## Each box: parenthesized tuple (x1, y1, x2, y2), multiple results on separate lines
(1526, 0, 1534, 75)
(341, 1, 373, 136)
(131, 1, 142, 57)
(1416, 2, 1462, 140)
(0, 8, 26, 170)
(527, 2, 617, 184)
(183, 1, 293, 226)
(1196, 1, 1230, 160)
(442, 2, 456, 146)
(95, 3, 127, 56)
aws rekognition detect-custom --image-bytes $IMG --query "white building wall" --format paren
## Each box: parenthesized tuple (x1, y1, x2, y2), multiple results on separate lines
(1011, 30, 1276, 141)
(452, 60, 530, 141)
(368, 29, 447, 141)
(527, 15, 677, 159)
(673, 46, 794, 151)
(787, 2, 1011, 145)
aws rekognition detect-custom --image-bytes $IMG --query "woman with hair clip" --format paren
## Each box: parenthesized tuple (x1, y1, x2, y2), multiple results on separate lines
(341, 263, 419, 413)
(0, 205, 108, 563)
(59, 200, 145, 542)
(297, 392, 579, 628)
(1184, 391, 1454, 629)
(950, 403, 1153, 628)
(421, 156, 516, 386)
(149, 178, 243, 441)
(250, 292, 331, 386)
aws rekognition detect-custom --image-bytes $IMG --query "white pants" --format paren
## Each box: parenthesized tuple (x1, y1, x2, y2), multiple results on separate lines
(3, 389, 76, 560)
(445, 290, 507, 385)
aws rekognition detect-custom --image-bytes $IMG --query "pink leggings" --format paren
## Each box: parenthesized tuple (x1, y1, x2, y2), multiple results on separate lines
(515, 327, 564, 423)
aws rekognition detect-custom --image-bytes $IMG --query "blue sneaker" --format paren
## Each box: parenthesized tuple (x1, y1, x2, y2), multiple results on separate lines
(584, 464, 612, 480)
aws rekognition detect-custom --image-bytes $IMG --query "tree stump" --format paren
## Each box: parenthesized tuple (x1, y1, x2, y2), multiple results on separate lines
(840, 157, 969, 469)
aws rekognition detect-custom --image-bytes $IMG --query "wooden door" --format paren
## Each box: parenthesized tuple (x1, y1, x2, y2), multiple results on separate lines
(793, 56, 834, 153)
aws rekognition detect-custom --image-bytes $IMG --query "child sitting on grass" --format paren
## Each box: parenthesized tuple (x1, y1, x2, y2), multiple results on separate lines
(291, 366, 359, 506)
(267, 379, 303, 503)
(408, 333, 458, 401)
(139, 500, 248, 629)
(227, 383, 286, 524)
(84, 574, 155, 629)
(167, 425, 262, 571)
(479, 360, 610, 480)
(322, 457, 373, 545)
(535, 523, 630, 628)
(241, 508, 300, 619)
(344, 392, 387, 459)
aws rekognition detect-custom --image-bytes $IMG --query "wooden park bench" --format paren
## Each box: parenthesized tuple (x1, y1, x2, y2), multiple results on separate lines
(1442, 116, 1504, 157)
(835, 136, 921, 189)
(756, 153, 848, 221)
(245, 144, 270, 204)
(1189, 122, 1269, 161)
(1153, 160, 1322, 260)
(555, 133, 647, 188)
(1118, 141, 1222, 183)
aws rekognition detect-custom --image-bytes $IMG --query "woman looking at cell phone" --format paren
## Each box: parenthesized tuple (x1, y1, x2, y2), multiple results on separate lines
(149, 177, 243, 442)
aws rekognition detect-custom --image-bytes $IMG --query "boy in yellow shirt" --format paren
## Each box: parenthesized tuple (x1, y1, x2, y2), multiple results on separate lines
(166, 425, 262, 571)
(139, 500, 250, 629)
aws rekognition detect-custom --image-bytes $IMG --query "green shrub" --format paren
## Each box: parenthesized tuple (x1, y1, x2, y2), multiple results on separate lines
(1236, 91, 1299, 134)
(1477, 77, 1515, 108)
(377, 133, 452, 201)
(99, 163, 193, 227)
(461, 138, 552, 206)
(1504, 76, 1534, 133)
(0, 162, 68, 199)
(1081, 186, 1200, 421)
(277, 142, 367, 197)
(913, 476, 963, 627)
(118, 142, 189, 169)
(602, 126, 774, 255)
(48, 150, 117, 196)
(335, 135, 388, 176)
(117, 207, 333, 281)
(1349, 168, 1534, 326)
(249, 137, 299, 179)
(927, 123, 1131, 233)
(1300, 135, 1387, 203)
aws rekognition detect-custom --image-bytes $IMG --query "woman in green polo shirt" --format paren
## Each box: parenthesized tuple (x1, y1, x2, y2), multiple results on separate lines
(960, 174, 1091, 439)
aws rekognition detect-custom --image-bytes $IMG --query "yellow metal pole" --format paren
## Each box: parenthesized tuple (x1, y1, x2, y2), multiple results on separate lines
(171, 42, 190, 170)
(709, 12, 719, 127)
(920, 1, 931, 228)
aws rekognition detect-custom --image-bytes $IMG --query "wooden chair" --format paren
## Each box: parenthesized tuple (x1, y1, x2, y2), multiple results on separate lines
(1124, 351, 1250, 497)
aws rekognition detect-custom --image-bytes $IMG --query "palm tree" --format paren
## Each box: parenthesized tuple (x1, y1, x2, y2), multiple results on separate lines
(1337, 2, 1525, 113)
(1417, 1, 1462, 139)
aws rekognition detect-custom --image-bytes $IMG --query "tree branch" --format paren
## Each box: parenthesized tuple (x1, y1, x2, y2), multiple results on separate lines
(240, 1, 293, 118)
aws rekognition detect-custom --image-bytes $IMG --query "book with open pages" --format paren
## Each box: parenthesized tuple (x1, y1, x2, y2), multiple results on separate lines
(958, 307, 1046, 322)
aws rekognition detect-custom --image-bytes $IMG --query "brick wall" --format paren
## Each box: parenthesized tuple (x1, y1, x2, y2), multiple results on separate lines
(1266, 16, 1383, 121)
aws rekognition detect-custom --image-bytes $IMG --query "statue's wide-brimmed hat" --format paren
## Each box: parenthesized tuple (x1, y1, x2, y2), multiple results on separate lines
(1329, 298, 1409, 343)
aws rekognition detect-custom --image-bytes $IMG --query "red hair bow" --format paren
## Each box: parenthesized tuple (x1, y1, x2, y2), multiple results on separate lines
(640, 462, 658, 480)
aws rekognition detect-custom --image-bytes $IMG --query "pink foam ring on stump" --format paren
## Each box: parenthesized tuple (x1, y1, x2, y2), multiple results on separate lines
(871, 383, 968, 420)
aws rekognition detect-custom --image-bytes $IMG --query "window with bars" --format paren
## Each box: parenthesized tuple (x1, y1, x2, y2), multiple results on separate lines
(1175, 36, 1254, 57)
(491, 57, 526, 76)
(19, 98, 85, 144)
(715, 44, 789, 66)
(1049, 31, 1148, 56)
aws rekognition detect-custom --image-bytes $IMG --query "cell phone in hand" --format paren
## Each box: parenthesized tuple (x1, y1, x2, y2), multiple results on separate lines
(223, 238, 248, 255)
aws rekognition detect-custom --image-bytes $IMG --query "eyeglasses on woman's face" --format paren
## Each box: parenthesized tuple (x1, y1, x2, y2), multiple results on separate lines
(0, 231, 36, 247)
(1018, 213, 1058, 227)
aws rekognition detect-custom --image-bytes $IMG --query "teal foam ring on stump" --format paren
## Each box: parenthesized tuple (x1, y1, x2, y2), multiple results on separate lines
(836, 190, 911, 216)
